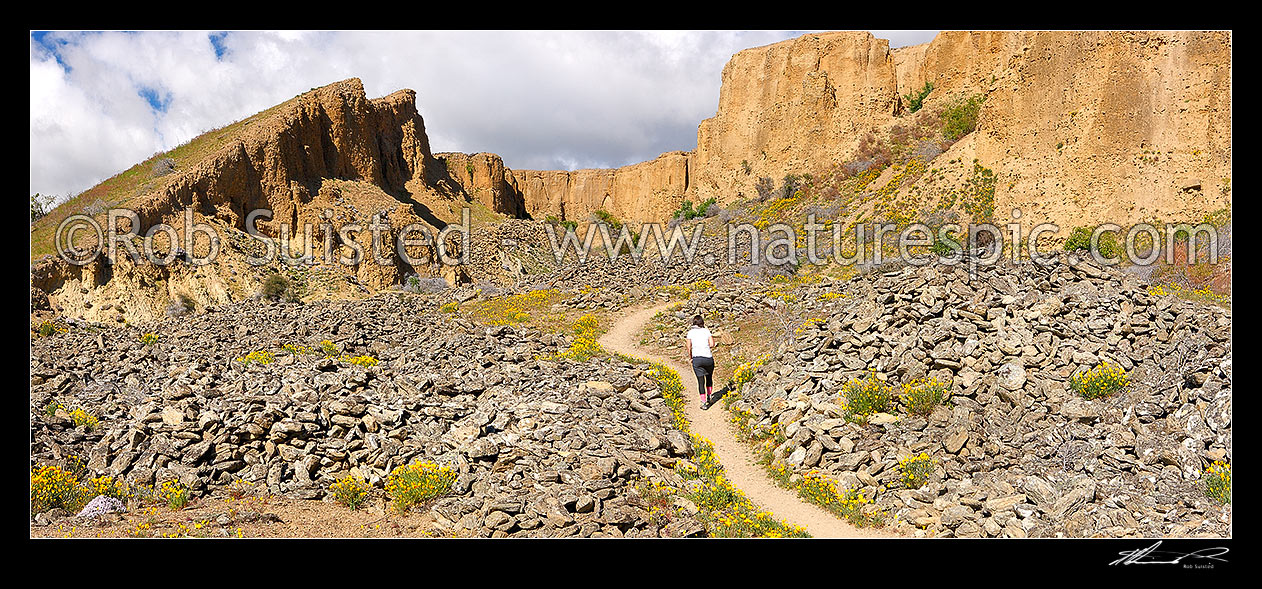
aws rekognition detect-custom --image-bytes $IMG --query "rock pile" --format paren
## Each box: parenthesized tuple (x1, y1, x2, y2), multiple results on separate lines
(728, 255, 1231, 537)
(31, 296, 705, 537)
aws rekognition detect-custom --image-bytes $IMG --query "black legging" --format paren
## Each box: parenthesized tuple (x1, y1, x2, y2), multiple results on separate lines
(692, 356, 714, 397)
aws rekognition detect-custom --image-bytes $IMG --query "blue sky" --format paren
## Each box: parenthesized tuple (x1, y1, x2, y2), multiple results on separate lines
(30, 30, 939, 202)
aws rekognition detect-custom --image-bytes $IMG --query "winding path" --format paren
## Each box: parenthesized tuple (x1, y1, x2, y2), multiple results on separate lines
(599, 302, 890, 538)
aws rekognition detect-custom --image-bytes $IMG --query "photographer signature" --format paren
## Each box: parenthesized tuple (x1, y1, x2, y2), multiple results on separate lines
(1110, 541, 1229, 566)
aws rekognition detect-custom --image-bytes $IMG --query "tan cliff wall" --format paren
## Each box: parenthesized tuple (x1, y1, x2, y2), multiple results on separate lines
(687, 29, 1231, 231)
(433, 150, 691, 225)
(916, 31, 1233, 228)
(690, 31, 902, 202)
(891, 31, 1024, 97)
(509, 151, 690, 224)
(439, 30, 1230, 233)
(433, 152, 525, 218)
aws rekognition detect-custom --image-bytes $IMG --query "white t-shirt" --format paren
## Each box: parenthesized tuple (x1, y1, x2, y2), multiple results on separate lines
(687, 327, 713, 358)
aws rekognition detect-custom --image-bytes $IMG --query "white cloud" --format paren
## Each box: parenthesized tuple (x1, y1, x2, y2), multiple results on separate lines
(29, 30, 939, 202)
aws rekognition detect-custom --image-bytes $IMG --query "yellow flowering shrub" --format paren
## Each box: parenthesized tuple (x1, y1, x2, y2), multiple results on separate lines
(158, 480, 190, 510)
(342, 354, 379, 368)
(281, 343, 314, 355)
(840, 370, 893, 423)
(636, 480, 679, 527)
(34, 320, 69, 337)
(1204, 461, 1231, 505)
(1147, 283, 1230, 307)
(438, 301, 458, 313)
(898, 452, 936, 489)
(732, 355, 768, 392)
(571, 313, 599, 336)
(237, 350, 275, 366)
(87, 475, 130, 502)
(554, 313, 606, 362)
(319, 340, 339, 357)
(140, 332, 159, 346)
(330, 475, 370, 510)
(754, 192, 804, 230)
(385, 461, 455, 513)
(1070, 362, 1129, 400)
(463, 288, 562, 326)
(68, 407, 99, 431)
(658, 284, 694, 300)
(45, 402, 100, 430)
(797, 470, 885, 528)
(899, 377, 950, 416)
(31, 465, 85, 513)
(227, 478, 254, 499)
(557, 337, 604, 362)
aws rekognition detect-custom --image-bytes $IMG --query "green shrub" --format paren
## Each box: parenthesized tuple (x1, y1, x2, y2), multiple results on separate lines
(262, 273, 289, 301)
(1063, 226, 1125, 260)
(780, 174, 802, 200)
(904, 81, 933, 113)
(544, 215, 578, 231)
(755, 176, 775, 201)
(176, 292, 195, 313)
(673, 198, 717, 221)
(941, 94, 984, 141)
(930, 229, 960, 257)
(592, 210, 639, 255)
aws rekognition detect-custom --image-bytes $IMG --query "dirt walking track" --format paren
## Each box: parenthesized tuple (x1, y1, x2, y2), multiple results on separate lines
(599, 303, 891, 538)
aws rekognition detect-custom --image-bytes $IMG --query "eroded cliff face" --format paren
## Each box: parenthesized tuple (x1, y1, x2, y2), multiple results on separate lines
(431, 150, 691, 225)
(510, 152, 690, 223)
(132, 78, 451, 238)
(433, 152, 525, 218)
(691, 31, 902, 202)
(963, 31, 1233, 228)
(686, 29, 1231, 230)
(891, 31, 1022, 97)
(32, 78, 468, 322)
(348, 29, 1233, 234)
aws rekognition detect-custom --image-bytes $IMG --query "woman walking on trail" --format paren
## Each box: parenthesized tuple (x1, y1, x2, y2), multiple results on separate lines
(685, 315, 716, 407)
